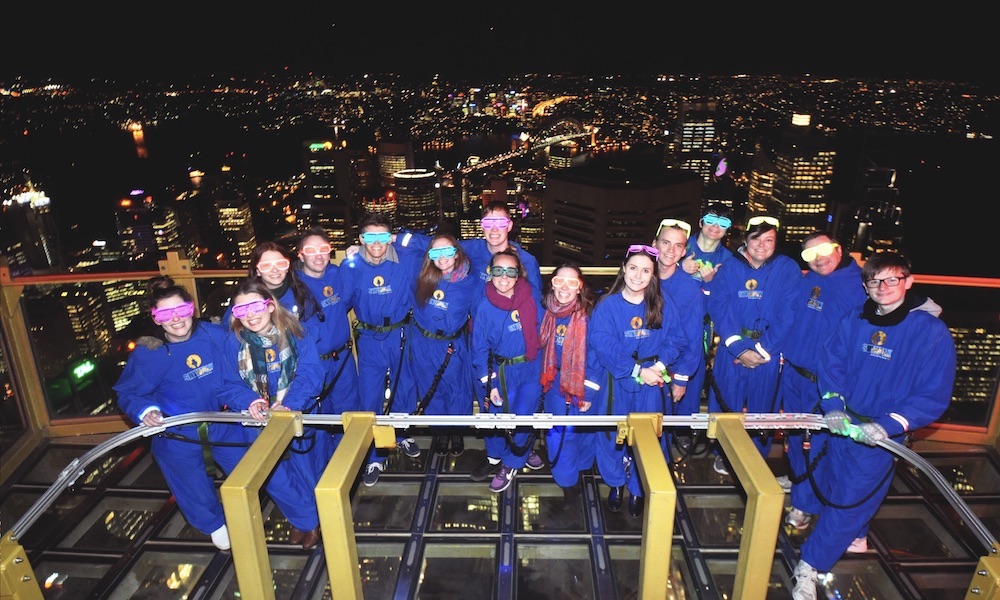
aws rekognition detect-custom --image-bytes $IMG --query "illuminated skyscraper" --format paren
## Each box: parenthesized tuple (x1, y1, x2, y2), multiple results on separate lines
(377, 140, 414, 190)
(393, 169, 439, 233)
(216, 198, 257, 270)
(1, 180, 63, 274)
(674, 100, 719, 185)
(768, 113, 837, 243)
(839, 166, 904, 257)
(115, 190, 157, 259)
(301, 140, 355, 250)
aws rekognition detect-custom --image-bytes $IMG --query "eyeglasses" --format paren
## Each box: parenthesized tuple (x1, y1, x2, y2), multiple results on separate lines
(257, 259, 290, 272)
(551, 276, 581, 289)
(864, 276, 906, 289)
(656, 218, 692, 238)
(480, 217, 511, 230)
(232, 298, 272, 319)
(625, 244, 659, 258)
(747, 215, 780, 229)
(151, 301, 195, 324)
(427, 246, 458, 260)
(801, 242, 840, 262)
(489, 266, 519, 278)
(361, 232, 392, 245)
(702, 214, 732, 229)
(301, 244, 332, 256)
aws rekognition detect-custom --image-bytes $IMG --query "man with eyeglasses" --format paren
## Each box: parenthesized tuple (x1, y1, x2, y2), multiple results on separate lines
(778, 232, 866, 532)
(651, 218, 707, 455)
(296, 226, 360, 452)
(705, 215, 801, 474)
(338, 213, 424, 486)
(791, 251, 956, 600)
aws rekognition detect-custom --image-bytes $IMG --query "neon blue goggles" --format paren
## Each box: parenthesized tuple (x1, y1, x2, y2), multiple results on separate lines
(427, 246, 458, 260)
(361, 232, 392, 245)
(702, 214, 732, 229)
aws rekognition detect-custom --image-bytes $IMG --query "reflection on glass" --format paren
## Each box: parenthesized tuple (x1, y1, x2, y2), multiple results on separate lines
(429, 481, 500, 533)
(356, 542, 404, 598)
(0, 329, 27, 455)
(516, 543, 594, 599)
(684, 493, 746, 547)
(910, 454, 1000, 495)
(210, 554, 310, 600)
(607, 543, 693, 599)
(116, 450, 169, 489)
(59, 496, 166, 550)
(871, 502, 972, 560)
(353, 481, 422, 531)
(904, 567, 978, 600)
(106, 549, 214, 600)
(705, 555, 790, 599)
(819, 557, 906, 600)
(20, 444, 130, 486)
(0, 491, 89, 548)
(34, 559, 113, 600)
(415, 543, 496, 599)
(516, 483, 588, 533)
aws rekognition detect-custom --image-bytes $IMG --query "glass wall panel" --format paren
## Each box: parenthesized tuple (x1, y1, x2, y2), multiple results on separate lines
(0, 327, 27, 454)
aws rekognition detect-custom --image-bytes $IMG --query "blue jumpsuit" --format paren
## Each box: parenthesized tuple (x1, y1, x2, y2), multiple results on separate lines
(589, 293, 685, 498)
(780, 258, 865, 515)
(470, 297, 543, 469)
(802, 297, 956, 571)
(706, 250, 800, 457)
(686, 237, 734, 408)
(217, 329, 326, 533)
(658, 271, 707, 445)
(337, 250, 421, 464)
(404, 271, 479, 417)
(541, 312, 600, 488)
(113, 321, 246, 537)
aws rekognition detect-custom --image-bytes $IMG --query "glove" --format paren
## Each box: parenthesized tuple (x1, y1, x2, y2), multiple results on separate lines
(824, 410, 852, 435)
(135, 336, 164, 350)
(856, 422, 888, 446)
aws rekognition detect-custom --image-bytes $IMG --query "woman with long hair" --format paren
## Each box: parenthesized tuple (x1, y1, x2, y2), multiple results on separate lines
(539, 263, 598, 509)
(113, 276, 243, 550)
(589, 246, 686, 517)
(218, 279, 326, 550)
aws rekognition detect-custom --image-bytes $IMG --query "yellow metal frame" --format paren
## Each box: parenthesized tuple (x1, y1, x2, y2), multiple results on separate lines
(967, 550, 1000, 599)
(0, 531, 44, 600)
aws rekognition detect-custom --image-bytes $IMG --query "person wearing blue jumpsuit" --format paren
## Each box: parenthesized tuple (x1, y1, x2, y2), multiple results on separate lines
(589, 246, 686, 517)
(792, 252, 956, 599)
(402, 234, 479, 456)
(705, 216, 800, 466)
(337, 213, 422, 485)
(539, 264, 600, 508)
(217, 280, 327, 549)
(295, 228, 360, 454)
(113, 277, 244, 550)
(470, 249, 544, 493)
(780, 233, 865, 528)
(652, 219, 707, 455)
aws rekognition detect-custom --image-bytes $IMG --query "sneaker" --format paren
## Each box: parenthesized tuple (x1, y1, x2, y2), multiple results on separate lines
(847, 536, 868, 553)
(713, 455, 730, 475)
(398, 437, 421, 458)
(791, 560, 818, 600)
(524, 451, 544, 470)
(449, 435, 465, 456)
(776, 475, 792, 493)
(471, 458, 502, 482)
(785, 507, 812, 530)
(363, 461, 384, 487)
(210, 525, 231, 550)
(489, 465, 517, 493)
(433, 436, 449, 456)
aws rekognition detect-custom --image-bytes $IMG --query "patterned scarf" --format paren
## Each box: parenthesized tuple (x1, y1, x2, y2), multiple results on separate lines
(540, 296, 587, 406)
(237, 324, 298, 405)
(442, 261, 470, 283)
(485, 277, 541, 361)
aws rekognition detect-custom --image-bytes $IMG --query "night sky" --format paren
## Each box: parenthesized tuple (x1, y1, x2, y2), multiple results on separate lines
(3, 5, 994, 84)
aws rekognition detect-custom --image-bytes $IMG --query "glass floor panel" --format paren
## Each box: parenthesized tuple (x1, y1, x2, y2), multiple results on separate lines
(105, 548, 216, 600)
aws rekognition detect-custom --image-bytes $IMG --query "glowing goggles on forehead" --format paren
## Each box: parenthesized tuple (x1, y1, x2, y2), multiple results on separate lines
(656, 218, 692, 238)
(801, 242, 839, 262)
(702, 214, 732, 229)
(231, 298, 272, 319)
(301, 243, 332, 256)
(258, 258, 290, 271)
(625, 244, 659, 258)
(427, 246, 458, 260)
(151, 301, 195, 324)
(480, 217, 511, 230)
(489, 266, 519, 278)
(361, 232, 392, 244)
(551, 276, 581, 289)
(747, 215, 780, 229)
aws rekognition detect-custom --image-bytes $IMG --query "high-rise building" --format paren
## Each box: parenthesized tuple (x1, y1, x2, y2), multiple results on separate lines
(768, 113, 837, 244)
(838, 166, 904, 258)
(746, 147, 778, 217)
(102, 280, 146, 334)
(115, 190, 157, 259)
(393, 169, 439, 233)
(377, 140, 414, 190)
(216, 197, 257, 270)
(1, 180, 63, 274)
(674, 100, 719, 185)
(61, 285, 112, 359)
(302, 140, 355, 249)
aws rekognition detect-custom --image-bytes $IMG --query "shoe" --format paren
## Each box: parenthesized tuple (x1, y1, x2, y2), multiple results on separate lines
(434, 436, 449, 456)
(288, 527, 305, 545)
(363, 461, 384, 487)
(471, 458, 502, 482)
(608, 486, 624, 512)
(713, 456, 730, 475)
(776, 475, 792, 493)
(210, 525, 231, 550)
(489, 465, 517, 493)
(785, 507, 812, 530)
(847, 536, 868, 553)
(299, 528, 321, 551)
(398, 437, 421, 458)
(562, 483, 582, 510)
(791, 560, 818, 600)
(674, 434, 693, 453)
(628, 494, 644, 517)
(449, 435, 464, 456)
(524, 451, 544, 471)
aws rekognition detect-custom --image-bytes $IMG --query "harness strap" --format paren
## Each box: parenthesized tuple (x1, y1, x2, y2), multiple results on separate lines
(414, 319, 467, 341)
(741, 327, 763, 340)
(320, 339, 353, 361)
(784, 357, 817, 383)
(354, 313, 410, 334)
(197, 422, 219, 478)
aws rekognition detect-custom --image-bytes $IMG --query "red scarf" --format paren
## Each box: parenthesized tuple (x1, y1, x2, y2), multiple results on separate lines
(486, 278, 540, 361)
(539, 296, 587, 406)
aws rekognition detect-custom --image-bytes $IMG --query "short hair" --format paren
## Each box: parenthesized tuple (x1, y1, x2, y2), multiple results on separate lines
(146, 275, 191, 309)
(357, 211, 393, 232)
(802, 230, 837, 247)
(862, 251, 911, 282)
(701, 202, 732, 220)
(482, 200, 511, 217)
(299, 226, 331, 246)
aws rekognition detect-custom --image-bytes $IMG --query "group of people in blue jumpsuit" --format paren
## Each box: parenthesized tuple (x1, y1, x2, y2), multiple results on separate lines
(115, 202, 957, 590)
